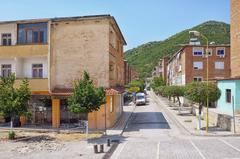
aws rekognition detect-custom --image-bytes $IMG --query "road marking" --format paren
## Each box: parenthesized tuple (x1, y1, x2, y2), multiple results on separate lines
(156, 142, 160, 159)
(113, 142, 127, 159)
(189, 140, 206, 159)
(219, 138, 240, 153)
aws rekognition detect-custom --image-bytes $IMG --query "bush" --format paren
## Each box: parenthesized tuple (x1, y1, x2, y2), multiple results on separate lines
(8, 131, 15, 140)
(150, 76, 166, 91)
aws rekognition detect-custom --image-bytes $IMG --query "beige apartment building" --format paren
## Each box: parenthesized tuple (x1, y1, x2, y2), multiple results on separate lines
(0, 15, 127, 130)
(167, 44, 230, 85)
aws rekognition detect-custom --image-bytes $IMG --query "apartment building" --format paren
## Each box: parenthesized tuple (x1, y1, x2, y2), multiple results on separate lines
(167, 44, 230, 86)
(124, 60, 138, 85)
(217, 0, 240, 114)
(152, 57, 169, 82)
(0, 15, 127, 130)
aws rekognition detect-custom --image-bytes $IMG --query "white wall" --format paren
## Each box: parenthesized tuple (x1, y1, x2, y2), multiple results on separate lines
(0, 23, 17, 45)
(23, 57, 48, 78)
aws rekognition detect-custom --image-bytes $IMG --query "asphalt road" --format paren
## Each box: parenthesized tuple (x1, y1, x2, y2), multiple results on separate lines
(111, 92, 240, 159)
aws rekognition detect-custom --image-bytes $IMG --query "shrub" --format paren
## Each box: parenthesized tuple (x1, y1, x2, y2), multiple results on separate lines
(8, 131, 15, 140)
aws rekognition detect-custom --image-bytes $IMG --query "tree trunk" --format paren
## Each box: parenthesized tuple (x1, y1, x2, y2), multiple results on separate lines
(177, 96, 181, 114)
(197, 103, 203, 130)
(10, 117, 13, 129)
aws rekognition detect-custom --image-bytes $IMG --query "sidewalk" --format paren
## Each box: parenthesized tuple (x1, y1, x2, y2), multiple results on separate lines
(106, 102, 135, 135)
(152, 91, 240, 136)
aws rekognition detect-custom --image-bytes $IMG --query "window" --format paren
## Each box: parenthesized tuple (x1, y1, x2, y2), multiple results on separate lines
(216, 48, 225, 57)
(1, 33, 11, 46)
(226, 89, 231, 103)
(1, 64, 11, 77)
(193, 61, 203, 70)
(18, 23, 47, 44)
(193, 47, 203, 56)
(32, 64, 43, 78)
(193, 77, 202, 82)
(215, 62, 224, 70)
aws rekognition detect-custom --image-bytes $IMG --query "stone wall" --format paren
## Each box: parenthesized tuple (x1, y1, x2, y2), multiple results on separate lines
(231, 0, 240, 77)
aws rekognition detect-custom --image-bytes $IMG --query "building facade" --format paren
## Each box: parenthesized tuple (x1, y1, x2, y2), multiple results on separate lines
(0, 15, 127, 130)
(167, 44, 231, 86)
(152, 57, 169, 82)
(217, 0, 240, 114)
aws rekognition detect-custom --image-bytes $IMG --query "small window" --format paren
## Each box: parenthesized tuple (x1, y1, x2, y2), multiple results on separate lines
(193, 77, 202, 82)
(216, 48, 225, 57)
(32, 64, 43, 78)
(193, 61, 203, 70)
(206, 48, 212, 56)
(226, 89, 231, 103)
(215, 62, 224, 70)
(1, 64, 12, 77)
(193, 47, 203, 56)
(1, 33, 11, 46)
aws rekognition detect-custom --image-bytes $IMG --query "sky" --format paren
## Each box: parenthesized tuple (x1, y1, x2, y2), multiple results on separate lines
(0, 0, 230, 50)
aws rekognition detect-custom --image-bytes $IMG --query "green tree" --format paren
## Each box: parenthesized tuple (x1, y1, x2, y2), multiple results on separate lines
(185, 82, 220, 129)
(0, 74, 31, 129)
(184, 82, 221, 115)
(126, 79, 145, 93)
(151, 76, 166, 91)
(68, 71, 106, 119)
(167, 86, 185, 107)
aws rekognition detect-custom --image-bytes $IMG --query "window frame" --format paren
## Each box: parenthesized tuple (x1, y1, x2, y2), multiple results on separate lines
(32, 63, 43, 78)
(215, 61, 224, 70)
(1, 64, 12, 77)
(216, 47, 225, 57)
(193, 47, 204, 56)
(193, 61, 203, 70)
(1, 33, 12, 46)
(193, 76, 203, 82)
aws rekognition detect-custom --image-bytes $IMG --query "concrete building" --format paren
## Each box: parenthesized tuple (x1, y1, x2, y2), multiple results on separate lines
(152, 57, 169, 82)
(124, 60, 138, 85)
(217, 0, 240, 114)
(167, 44, 230, 86)
(0, 15, 127, 130)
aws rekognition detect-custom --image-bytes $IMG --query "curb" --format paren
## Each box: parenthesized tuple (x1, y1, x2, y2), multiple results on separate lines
(151, 91, 240, 137)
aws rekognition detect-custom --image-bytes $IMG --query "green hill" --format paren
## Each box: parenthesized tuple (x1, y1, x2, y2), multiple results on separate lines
(124, 21, 230, 78)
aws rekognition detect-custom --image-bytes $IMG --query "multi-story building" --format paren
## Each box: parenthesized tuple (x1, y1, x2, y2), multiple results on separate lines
(167, 44, 230, 86)
(152, 57, 169, 82)
(124, 60, 139, 85)
(0, 15, 127, 130)
(217, 0, 240, 114)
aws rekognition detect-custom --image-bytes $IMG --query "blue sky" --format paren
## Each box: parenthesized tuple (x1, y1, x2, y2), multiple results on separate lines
(0, 0, 230, 50)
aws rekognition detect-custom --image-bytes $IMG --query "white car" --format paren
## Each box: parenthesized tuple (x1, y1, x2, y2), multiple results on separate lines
(135, 93, 146, 106)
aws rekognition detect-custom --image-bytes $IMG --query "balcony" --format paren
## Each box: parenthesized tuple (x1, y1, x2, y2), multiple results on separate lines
(15, 78, 48, 91)
(0, 44, 48, 58)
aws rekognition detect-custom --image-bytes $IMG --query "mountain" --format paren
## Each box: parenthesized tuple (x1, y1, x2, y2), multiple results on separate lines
(124, 21, 230, 78)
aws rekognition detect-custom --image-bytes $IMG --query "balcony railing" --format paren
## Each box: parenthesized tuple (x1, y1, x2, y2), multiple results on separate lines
(0, 44, 48, 58)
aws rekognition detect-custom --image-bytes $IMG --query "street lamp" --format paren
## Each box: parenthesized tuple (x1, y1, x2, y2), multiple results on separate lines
(189, 30, 209, 133)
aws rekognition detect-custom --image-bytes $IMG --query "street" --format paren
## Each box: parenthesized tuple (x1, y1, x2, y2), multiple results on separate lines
(111, 92, 240, 159)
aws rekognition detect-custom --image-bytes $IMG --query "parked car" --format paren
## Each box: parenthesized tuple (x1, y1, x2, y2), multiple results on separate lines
(135, 92, 146, 106)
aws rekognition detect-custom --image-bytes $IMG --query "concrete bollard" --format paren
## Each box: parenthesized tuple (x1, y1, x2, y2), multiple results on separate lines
(100, 144, 104, 153)
(107, 139, 111, 147)
(93, 145, 98, 153)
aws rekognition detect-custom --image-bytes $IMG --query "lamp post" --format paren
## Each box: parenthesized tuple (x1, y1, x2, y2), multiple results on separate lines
(189, 31, 209, 133)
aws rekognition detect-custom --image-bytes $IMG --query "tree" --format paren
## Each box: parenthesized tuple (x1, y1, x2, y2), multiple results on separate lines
(150, 76, 166, 91)
(126, 79, 145, 93)
(0, 74, 31, 129)
(184, 82, 221, 129)
(68, 71, 106, 118)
